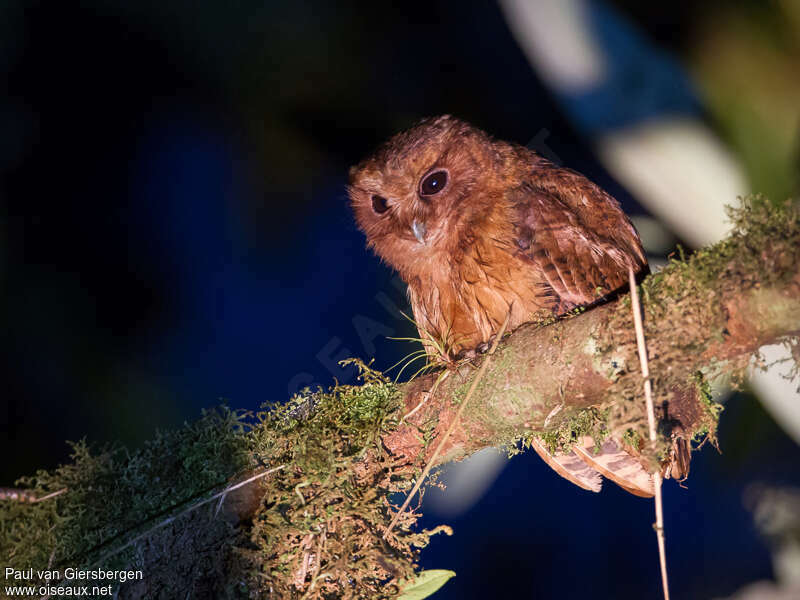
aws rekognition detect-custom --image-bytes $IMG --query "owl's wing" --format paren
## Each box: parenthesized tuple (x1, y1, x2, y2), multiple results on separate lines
(510, 163, 656, 496)
(510, 165, 647, 312)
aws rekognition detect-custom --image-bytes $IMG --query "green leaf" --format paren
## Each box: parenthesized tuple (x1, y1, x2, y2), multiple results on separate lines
(397, 570, 456, 600)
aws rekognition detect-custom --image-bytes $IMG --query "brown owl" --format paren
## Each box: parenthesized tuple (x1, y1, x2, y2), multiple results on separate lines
(349, 115, 661, 497)
(349, 115, 647, 357)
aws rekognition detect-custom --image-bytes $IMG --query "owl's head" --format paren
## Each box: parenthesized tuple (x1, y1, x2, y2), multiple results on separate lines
(348, 115, 502, 271)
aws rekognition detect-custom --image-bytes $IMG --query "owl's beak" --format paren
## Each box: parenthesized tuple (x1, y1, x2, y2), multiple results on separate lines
(411, 220, 427, 244)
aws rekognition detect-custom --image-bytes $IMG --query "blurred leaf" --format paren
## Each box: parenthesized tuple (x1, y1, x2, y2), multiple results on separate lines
(398, 570, 456, 600)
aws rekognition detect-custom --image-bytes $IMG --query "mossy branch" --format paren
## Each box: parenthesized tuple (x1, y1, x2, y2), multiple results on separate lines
(1, 197, 798, 599)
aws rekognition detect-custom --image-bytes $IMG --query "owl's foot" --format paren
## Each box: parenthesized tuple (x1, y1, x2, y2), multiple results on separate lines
(452, 336, 495, 362)
(451, 348, 473, 363)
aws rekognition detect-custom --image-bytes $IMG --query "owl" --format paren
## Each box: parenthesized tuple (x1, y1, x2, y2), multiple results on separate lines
(349, 115, 663, 496)
(349, 115, 647, 356)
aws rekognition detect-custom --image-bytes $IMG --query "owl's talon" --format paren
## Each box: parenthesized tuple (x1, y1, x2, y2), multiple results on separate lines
(453, 340, 491, 362)
(454, 347, 480, 363)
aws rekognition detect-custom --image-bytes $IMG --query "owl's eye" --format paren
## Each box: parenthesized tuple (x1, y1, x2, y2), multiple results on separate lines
(371, 195, 389, 214)
(420, 170, 448, 196)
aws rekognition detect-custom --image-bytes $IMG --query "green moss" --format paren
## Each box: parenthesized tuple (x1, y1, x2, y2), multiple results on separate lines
(0, 362, 439, 599)
(642, 197, 800, 316)
(240, 359, 440, 598)
(1, 407, 252, 597)
(533, 407, 610, 455)
(621, 428, 643, 449)
(689, 371, 724, 444)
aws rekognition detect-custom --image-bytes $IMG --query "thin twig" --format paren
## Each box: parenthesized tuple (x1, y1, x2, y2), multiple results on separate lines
(383, 311, 512, 539)
(629, 267, 670, 600)
(0, 487, 67, 503)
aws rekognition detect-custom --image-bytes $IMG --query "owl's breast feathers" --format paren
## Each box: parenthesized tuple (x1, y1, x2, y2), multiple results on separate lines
(407, 159, 647, 357)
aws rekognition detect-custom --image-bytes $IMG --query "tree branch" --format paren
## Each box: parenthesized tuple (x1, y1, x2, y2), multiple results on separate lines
(2, 199, 798, 599)
(385, 238, 800, 467)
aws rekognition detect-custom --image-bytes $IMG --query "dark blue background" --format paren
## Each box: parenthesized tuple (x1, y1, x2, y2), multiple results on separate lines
(1, 2, 796, 598)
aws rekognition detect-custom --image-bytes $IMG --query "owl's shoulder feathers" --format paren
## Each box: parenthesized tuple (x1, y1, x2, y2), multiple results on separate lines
(499, 150, 648, 310)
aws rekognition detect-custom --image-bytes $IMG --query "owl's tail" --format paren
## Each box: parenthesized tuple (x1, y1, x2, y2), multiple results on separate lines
(530, 435, 656, 497)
